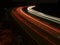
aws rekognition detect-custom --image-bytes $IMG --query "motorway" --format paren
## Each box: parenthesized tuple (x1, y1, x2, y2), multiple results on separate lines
(11, 6, 60, 45)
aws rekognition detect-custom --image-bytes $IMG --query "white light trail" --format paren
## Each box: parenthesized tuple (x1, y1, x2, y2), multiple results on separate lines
(27, 6, 60, 24)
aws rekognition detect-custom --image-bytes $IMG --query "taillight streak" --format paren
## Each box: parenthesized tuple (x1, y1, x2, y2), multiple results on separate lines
(16, 7, 60, 39)
(12, 9, 56, 45)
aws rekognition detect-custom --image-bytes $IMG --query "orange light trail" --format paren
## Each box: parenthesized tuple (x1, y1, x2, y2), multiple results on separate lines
(11, 6, 60, 45)
(15, 7, 60, 40)
(12, 10, 56, 45)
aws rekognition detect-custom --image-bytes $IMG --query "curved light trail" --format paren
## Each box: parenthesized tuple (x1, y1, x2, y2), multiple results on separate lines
(11, 6, 60, 45)
(17, 6, 60, 34)
(27, 6, 60, 24)
(12, 8, 56, 45)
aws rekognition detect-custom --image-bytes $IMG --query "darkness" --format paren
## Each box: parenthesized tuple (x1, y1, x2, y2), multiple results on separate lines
(0, 0, 59, 17)
(0, 0, 60, 45)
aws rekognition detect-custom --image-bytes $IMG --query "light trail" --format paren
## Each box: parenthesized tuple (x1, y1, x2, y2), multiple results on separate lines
(12, 10, 41, 45)
(16, 6, 60, 39)
(27, 6, 60, 24)
(12, 8, 56, 45)
(16, 7, 60, 33)
(11, 6, 60, 45)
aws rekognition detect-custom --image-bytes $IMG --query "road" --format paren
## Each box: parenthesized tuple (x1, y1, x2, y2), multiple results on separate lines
(11, 6, 60, 45)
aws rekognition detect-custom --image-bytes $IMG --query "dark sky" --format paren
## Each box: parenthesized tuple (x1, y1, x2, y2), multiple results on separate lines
(12, 0, 58, 3)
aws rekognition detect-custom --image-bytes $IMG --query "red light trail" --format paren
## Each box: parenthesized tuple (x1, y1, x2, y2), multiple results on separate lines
(11, 6, 60, 45)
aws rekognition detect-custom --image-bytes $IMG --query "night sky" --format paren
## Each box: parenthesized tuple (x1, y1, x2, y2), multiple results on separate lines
(12, 0, 58, 3)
